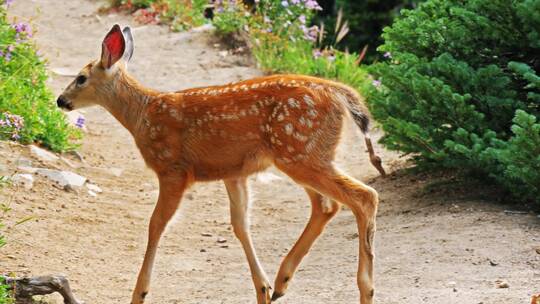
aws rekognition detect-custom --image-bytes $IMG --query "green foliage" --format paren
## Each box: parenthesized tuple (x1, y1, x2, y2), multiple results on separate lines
(107, 0, 208, 31)
(0, 5, 80, 151)
(367, 0, 540, 203)
(212, 3, 248, 35)
(159, 0, 208, 31)
(484, 110, 540, 202)
(213, 0, 370, 91)
(0, 277, 14, 304)
(315, 0, 424, 62)
(252, 37, 368, 88)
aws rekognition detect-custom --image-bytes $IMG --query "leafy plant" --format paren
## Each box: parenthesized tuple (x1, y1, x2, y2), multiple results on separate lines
(107, 0, 208, 31)
(0, 277, 14, 304)
(213, 0, 371, 92)
(367, 0, 540, 203)
(315, 0, 424, 62)
(0, 2, 80, 151)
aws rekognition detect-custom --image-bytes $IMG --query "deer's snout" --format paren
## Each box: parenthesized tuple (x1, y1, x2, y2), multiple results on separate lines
(56, 96, 73, 111)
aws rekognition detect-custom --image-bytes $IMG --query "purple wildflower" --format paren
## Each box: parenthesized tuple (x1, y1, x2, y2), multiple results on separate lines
(299, 14, 306, 24)
(372, 80, 382, 88)
(305, 0, 322, 10)
(303, 25, 319, 41)
(383, 52, 392, 58)
(11, 133, 20, 140)
(291, 0, 301, 4)
(281, 0, 289, 7)
(75, 116, 85, 129)
(312, 49, 322, 59)
(7, 45, 14, 52)
(4, 0, 14, 6)
(4, 52, 12, 62)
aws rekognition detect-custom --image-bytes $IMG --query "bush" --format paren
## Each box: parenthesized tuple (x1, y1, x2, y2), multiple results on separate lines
(0, 2, 80, 151)
(107, 0, 208, 31)
(367, 0, 540, 203)
(0, 278, 13, 304)
(315, 0, 424, 62)
(213, 0, 370, 90)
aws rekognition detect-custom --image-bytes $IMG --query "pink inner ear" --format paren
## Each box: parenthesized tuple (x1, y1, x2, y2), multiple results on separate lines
(104, 29, 125, 65)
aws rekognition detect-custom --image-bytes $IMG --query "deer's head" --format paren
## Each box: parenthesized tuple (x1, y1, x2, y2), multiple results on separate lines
(57, 24, 134, 111)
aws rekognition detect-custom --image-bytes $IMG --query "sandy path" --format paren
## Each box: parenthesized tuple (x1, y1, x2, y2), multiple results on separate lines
(2, 1, 539, 303)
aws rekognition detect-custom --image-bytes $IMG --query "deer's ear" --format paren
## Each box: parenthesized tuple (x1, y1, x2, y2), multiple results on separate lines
(122, 26, 134, 62)
(100, 24, 125, 70)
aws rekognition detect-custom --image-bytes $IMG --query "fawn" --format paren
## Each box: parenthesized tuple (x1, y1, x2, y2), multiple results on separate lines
(57, 24, 386, 304)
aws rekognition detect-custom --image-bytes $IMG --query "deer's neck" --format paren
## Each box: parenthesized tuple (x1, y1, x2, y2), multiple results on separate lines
(100, 72, 159, 135)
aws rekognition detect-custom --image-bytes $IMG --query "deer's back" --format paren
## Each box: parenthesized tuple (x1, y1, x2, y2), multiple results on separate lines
(137, 75, 348, 180)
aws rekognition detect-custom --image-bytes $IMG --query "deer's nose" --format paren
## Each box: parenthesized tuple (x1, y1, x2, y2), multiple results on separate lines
(56, 96, 73, 110)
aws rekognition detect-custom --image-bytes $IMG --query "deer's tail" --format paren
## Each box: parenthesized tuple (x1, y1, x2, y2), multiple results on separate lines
(329, 82, 387, 177)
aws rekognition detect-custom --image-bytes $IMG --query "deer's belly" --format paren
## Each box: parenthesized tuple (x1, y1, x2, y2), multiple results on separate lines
(191, 148, 273, 181)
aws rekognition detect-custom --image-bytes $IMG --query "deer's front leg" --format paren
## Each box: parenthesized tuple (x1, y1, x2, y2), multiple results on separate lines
(131, 175, 189, 304)
(224, 178, 272, 304)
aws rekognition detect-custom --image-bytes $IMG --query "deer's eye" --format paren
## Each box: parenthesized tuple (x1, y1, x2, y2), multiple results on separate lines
(76, 75, 87, 86)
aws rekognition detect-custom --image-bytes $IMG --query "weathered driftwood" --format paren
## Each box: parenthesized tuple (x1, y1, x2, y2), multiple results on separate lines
(2, 275, 81, 304)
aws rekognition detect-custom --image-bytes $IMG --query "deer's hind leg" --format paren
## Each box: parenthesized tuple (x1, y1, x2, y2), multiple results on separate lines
(271, 188, 340, 301)
(276, 162, 378, 304)
(224, 178, 272, 304)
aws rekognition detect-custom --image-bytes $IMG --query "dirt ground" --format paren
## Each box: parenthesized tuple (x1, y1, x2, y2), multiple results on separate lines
(1, 1, 539, 303)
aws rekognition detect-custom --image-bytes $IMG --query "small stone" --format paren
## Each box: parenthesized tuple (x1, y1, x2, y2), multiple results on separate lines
(86, 183, 103, 193)
(108, 167, 123, 177)
(11, 174, 34, 190)
(495, 280, 509, 289)
(29, 145, 59, 162)
(488, 259, 499, 266)
(200, 249, 207, 253)
(88, 190, 97, 197)
(217, 237, 227, 244)
(201, 233, 212, 237)
(535, 247, 540, 255)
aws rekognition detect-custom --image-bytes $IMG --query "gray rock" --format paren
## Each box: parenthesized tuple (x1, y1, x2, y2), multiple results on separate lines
(29, 145, 59, 162)
(37, 169, 86, 187)
(12, 173, 34, 190)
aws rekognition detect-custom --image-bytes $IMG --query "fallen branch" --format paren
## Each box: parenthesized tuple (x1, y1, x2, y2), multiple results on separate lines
(2, 275, 81, 304)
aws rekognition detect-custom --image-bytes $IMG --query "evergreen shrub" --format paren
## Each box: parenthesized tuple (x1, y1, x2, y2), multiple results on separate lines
(367, 0, 540, 203)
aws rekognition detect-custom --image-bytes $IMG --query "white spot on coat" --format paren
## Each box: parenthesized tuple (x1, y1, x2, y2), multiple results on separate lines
(284, 123, 293, 135)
